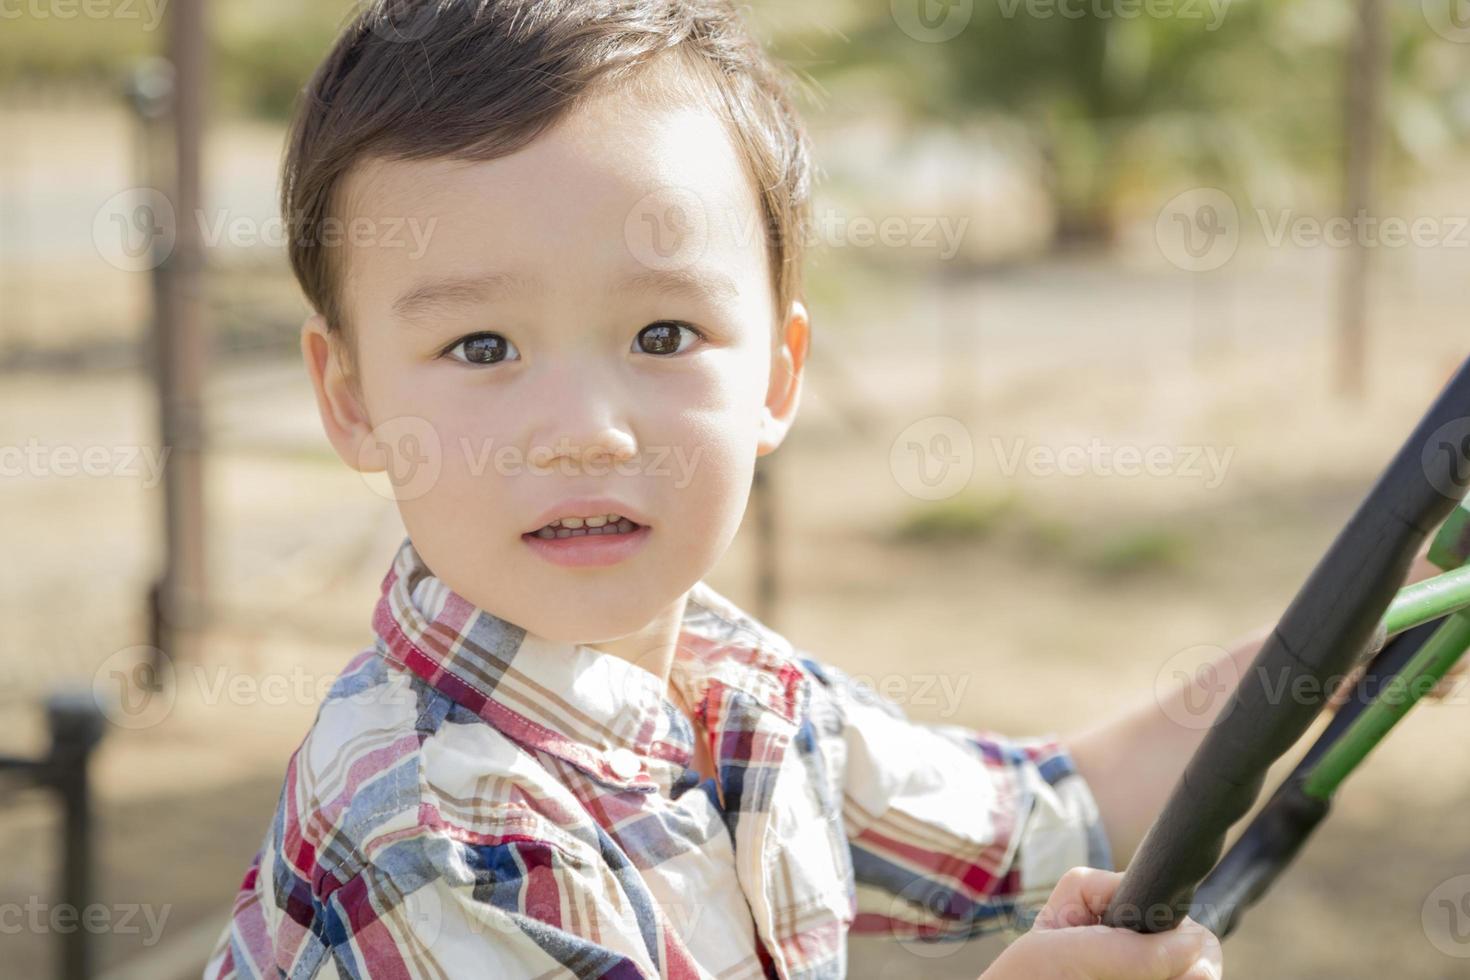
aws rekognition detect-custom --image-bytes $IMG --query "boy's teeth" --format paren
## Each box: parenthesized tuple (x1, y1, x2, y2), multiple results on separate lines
(533, 514, 638, 539)
(546, 513, 623, 529)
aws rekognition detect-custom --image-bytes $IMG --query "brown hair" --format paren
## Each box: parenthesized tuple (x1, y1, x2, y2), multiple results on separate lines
(282, 0, 815, 369)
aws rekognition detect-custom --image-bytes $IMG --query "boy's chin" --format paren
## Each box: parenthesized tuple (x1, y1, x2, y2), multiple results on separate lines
(527, 599, 672, 648)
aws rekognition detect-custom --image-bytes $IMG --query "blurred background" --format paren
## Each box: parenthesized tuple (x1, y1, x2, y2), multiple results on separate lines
(4, 0, 1470, 977)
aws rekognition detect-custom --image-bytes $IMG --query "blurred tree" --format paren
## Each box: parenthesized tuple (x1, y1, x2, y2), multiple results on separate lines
(3, 0, 1467, 232)
(777, 0, 1470, 244)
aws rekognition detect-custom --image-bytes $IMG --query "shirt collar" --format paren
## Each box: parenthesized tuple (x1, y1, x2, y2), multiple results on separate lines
(370, 535, 809, 789)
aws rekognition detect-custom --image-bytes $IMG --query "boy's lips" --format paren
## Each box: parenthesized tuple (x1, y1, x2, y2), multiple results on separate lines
(521, 523, 652, 568)
(520, 497, 653, 568)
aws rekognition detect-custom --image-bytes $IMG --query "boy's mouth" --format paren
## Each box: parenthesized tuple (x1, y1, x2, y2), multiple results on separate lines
(525, 513, 643, 540)
(521, 507, 653, 569)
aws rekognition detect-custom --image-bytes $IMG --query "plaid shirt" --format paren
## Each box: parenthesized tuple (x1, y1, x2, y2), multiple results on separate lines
(205, 535, 1111, 979)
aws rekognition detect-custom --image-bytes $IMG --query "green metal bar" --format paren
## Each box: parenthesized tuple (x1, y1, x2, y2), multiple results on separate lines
(1380, 564, 1470, 637)
(1303, 611, 1470, 799)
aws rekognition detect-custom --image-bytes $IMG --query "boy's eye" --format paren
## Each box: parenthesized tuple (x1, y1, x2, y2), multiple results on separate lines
(443, 332, 519, 365)
(633, 321, 700, 356)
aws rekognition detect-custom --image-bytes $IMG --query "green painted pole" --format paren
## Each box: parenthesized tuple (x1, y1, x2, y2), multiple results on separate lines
(1380, 565, 1470, 637)
(1303, 610, 1470, 799)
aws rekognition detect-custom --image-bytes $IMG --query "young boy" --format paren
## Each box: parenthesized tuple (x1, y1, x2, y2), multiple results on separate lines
(204, 1, 1230, 976)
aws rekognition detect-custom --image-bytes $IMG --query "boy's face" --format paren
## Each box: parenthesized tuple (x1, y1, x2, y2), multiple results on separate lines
(303, 75, 808, 646)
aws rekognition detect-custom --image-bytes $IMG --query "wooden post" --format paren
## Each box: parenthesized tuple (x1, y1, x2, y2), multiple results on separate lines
(943, 265, 980, 423)
(1335, 0, 1385, 401)
(154, 0, 210, 663)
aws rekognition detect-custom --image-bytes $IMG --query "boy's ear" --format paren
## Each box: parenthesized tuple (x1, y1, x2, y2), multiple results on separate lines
(756, 299, 810, 457)
(301, 313, 381, 473)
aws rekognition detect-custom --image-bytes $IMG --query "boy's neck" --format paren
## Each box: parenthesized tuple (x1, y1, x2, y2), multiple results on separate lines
(585, 589, 692, 692)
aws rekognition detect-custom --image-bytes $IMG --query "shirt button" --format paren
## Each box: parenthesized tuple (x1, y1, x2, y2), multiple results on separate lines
(608, 747, 641, 779)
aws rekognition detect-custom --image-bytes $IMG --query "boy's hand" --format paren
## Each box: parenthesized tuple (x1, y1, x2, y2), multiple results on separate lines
(980, 868, 1222, 980)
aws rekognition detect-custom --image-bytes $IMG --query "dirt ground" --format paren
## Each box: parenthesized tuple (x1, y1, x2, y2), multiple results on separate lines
(5, 278, 1470, 978)
(5, 110, 1470, 980)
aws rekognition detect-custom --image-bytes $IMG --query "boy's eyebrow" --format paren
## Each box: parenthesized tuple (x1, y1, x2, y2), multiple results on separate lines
(391, 268, 741, 322)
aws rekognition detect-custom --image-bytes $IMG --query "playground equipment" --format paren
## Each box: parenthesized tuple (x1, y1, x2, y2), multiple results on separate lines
(1102, 354, 1470, 939)
(0, 691, 107, 980)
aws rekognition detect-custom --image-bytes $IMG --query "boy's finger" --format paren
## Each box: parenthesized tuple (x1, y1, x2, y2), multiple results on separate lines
(1033, 921, 1210, 980)
(1405, 543, 1439, 586)
(1034, 868, 1123, 929)
(1170, 921, 1224, 980)
(1328, 662, 1367, 708)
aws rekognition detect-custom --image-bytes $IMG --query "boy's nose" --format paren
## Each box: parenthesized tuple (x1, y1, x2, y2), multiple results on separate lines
(526, 364, 639, 470)
(528, 425, 638, 471)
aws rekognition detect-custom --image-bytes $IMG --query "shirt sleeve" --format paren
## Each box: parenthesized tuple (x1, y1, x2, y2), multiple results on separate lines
(800, 657, 1113, 943)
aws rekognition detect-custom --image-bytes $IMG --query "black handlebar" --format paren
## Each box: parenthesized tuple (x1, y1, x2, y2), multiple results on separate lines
(1187, 616, 1440, 937)
(1101, 356, 1470, 933)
